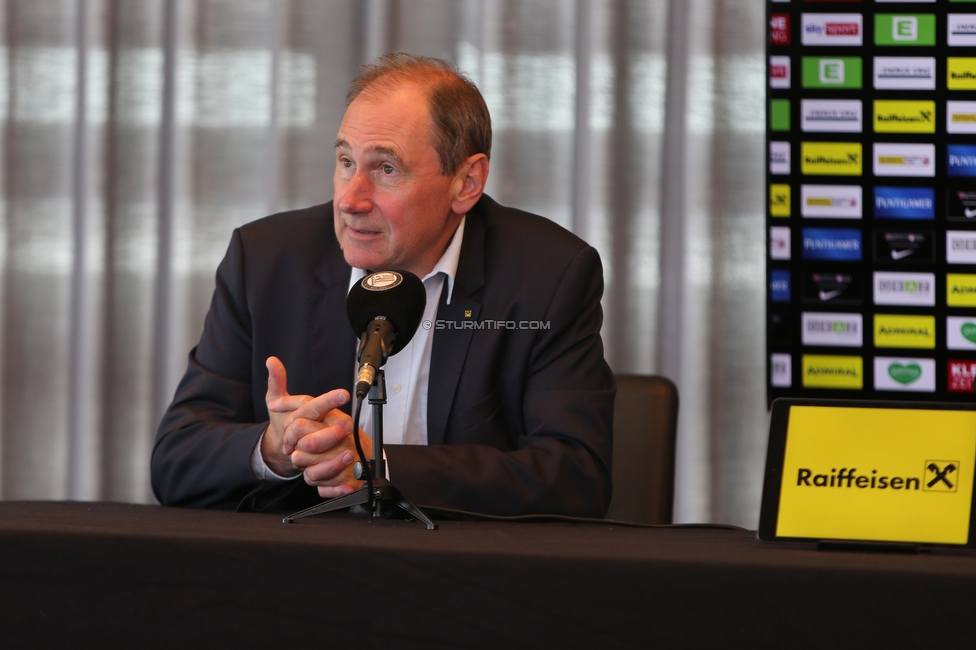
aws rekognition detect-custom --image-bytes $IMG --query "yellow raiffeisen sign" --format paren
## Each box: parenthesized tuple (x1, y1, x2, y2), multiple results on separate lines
(801, 355, 863, 389)
(801, 142, 862, 176)
(873, 100, 936, 134)
(948, 58, 976, 90)
(770, 184, 790, 217)
(777, 406, 976, 545)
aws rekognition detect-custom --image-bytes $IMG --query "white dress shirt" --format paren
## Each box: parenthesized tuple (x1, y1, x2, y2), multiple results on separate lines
(251, 217, 465, 481)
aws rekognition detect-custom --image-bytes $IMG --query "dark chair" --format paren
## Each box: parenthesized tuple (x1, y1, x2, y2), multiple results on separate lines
(604, 374, 679, 525)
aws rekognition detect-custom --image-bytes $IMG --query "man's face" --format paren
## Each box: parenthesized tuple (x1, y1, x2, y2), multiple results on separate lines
(333, 82, 462, 278)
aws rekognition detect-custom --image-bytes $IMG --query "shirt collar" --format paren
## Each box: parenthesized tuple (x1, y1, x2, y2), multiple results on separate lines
(347, 215, 466, 305)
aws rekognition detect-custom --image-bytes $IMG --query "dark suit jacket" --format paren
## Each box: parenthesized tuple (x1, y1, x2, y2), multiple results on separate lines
(151, 195, 615, 517)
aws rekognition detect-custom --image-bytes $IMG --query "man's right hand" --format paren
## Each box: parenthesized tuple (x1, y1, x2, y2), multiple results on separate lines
(261, 356, 313, 477)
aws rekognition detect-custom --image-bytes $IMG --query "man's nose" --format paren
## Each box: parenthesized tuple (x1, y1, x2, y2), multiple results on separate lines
(338, 171, 373, 214)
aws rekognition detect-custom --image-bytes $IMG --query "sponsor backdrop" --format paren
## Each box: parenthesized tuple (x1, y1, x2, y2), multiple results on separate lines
(768, 0, 976, 404)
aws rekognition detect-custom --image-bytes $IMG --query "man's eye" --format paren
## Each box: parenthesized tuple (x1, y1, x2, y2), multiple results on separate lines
(341, 158, 353, 168)
(381, 164, 395, 174)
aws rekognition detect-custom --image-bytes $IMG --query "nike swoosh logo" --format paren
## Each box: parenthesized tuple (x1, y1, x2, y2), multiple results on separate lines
(891, 249, 914, 260)
(965, 208, 976, 218)
(819, 290, 842, 301)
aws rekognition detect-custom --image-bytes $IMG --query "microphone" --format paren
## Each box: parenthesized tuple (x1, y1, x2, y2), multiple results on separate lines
(347, 270, 426, 399)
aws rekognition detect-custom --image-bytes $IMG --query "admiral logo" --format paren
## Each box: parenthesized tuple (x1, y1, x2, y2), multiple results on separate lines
(873, 100, 935, 134)
(771, 14, 790, 46)
(770, 141, 790, 175)
(800, 185, 862, 219)
(876, 14, 935, 46)
(801, 142, 862, 176)
(947, 58, 976, 90)
(873, 143, 934, 177)
(770, 56, 790, 89)
(946, 188, 976, 222)
(948, 274, 976, 307)
(803, 272, 862, 306)
(802, 57, 862, 89)
(873, 229, 934, 263)
(948, 360, 976, 393)
(948, 145, 976, 177)
(803, 228, 862, 261)
(946, 317, 976, 351)
(802, 312, 863, 347)
(874, 357, 935, 392)
(801, 354, 863, 389)
(873, 271, 935, 307)
(873, 187, 934, 220)
(802, 14, 863, 46)
(771, 353, 792, 389)
(770, 226, 791, 261)
(873, 57, 935, 90)
(771, 270, 791, 303)
(947, 231, 976, 264)
(948, 14, 976, 47)
(802, 100, 862, 133)
(770, 184, 790, 218)
(874, 314, 936, 349)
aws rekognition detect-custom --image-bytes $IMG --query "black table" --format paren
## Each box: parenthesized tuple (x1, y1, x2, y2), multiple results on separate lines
(1, 501, 974, 648)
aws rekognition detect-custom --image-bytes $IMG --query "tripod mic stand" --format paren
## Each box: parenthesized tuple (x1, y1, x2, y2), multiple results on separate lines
(282, 369, 437, 530)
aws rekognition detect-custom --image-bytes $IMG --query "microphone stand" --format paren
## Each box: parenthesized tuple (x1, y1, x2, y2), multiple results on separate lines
(282, 369, 437, 530)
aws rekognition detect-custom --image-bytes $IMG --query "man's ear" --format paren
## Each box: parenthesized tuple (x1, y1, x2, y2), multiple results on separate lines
(451, 153, 489, 215)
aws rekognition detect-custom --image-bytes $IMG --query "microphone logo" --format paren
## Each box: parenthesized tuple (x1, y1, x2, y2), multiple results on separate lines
(362, 271, 403, 291)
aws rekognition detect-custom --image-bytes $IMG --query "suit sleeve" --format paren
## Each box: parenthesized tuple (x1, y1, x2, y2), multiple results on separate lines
(385, 245, 615, 518)
(150, 228, 318, 511)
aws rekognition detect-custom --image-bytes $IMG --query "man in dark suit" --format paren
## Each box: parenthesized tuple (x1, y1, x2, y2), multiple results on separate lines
(151, 53, 614, 517)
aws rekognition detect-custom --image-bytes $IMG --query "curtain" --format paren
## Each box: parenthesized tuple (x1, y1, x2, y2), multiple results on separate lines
(0, 0, 765, 528)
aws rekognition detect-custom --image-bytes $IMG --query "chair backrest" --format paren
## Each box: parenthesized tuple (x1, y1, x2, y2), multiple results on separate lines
(604, 374, 679, 525)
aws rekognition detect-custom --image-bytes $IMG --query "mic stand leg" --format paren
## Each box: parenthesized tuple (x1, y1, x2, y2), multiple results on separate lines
(283, 369, 437, 530)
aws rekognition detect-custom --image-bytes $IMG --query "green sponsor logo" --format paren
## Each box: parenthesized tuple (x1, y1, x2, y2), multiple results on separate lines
(876, 15, 936, 46)
(962, 322, 976, 344)
(771, 99, 790, 132)
(888, 363, 922, 385)
(802, 57, 862, 89)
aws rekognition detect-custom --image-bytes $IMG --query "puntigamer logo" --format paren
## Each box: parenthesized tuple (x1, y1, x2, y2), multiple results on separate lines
(874, 187, 934, 220)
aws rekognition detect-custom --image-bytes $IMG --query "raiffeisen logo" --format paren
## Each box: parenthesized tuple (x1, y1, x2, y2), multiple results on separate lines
(873, 187, 934, 220)
(947, 274, 976, 307)
(873, 56, 935, 90)
(947, 58, 976, 90)
(796, 467, 922, 491)
(874, 357, 935, 392)
(802, 14, 863, 46)
(948, 145, 976, 177)
(801, 142, 862, 176)
(802, 228, 862, 261)
(770, 184, 790, 217)
(873, 100, 935, 134)
(874, 314, 936, 349)
(801, 355, 863, 389)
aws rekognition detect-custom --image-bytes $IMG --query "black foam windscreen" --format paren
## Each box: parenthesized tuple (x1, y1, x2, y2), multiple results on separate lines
(346, 270, 427, 356)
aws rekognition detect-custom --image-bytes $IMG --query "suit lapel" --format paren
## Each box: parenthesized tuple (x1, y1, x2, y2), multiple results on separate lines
(427, 208, 487, 444)
(309, 245, 357, 413)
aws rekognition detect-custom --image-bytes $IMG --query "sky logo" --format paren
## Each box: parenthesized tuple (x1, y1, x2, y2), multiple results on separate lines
(948, 145, 976, 177)
(803, 228, 862, 261)
(874, 187, 934, 220)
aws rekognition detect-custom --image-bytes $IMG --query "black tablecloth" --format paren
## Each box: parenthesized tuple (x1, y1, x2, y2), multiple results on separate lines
(1, 501, 974, 648)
